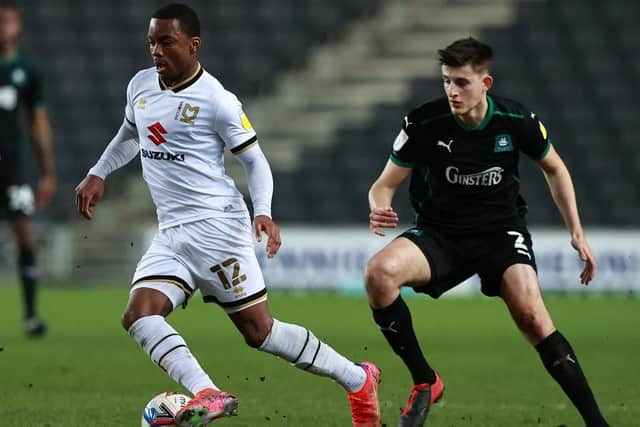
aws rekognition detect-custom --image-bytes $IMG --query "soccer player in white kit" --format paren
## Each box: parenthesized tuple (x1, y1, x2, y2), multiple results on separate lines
(75, 4, 381, 427)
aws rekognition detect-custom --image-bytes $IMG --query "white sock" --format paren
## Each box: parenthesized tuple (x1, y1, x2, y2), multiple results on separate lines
(128, 315, 218, 395)
(258, 319, 366, 392)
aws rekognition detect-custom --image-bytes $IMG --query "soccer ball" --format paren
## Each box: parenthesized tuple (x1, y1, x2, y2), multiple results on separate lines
(141, 391, 190, 427)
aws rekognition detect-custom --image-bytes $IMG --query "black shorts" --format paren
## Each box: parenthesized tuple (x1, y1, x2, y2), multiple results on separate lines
(0, 173, 35, 219)
(399, 224, 537, 298)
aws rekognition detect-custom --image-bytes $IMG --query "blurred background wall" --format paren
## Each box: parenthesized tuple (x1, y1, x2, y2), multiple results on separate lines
(1, 0, 638, 290)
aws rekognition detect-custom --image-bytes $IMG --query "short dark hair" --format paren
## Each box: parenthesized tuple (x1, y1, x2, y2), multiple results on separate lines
(152, 3, 200, 37)
(438, 37, 493, 73)
(0, 1, 18, 10)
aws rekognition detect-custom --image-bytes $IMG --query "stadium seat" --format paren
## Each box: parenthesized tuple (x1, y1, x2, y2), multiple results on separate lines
(267, 0, 639, 226)
(14, 0, 637, 226)
(14, 0, 381, 220)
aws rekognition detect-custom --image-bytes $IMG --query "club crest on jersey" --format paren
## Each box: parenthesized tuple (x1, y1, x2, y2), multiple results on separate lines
(174, 101, 200, 124)
(137, 98, 147, 109)
(11, 68, 26, 86)
(147, 121, 168, 145)
(494, 134, 513, 152)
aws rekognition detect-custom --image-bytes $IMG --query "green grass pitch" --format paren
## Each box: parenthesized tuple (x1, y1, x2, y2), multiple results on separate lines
(0, 286, 637, 426)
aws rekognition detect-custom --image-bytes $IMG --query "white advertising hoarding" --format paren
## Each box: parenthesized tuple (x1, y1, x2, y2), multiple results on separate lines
(3, 225, 634, 292)
(255, 227, 639, 295)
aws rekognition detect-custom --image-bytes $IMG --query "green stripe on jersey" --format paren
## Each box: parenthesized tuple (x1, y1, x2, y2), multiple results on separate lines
(390, 154, 415, 168)
(535, 140, 552, 160)
(494, 110, 525, 119)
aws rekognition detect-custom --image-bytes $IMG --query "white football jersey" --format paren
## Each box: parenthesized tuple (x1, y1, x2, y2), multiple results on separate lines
(125, 64, 257, 229)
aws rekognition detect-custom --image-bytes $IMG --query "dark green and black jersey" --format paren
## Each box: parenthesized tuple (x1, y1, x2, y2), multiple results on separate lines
(391, 95, 550, 234)
(0, 52, 44, 168)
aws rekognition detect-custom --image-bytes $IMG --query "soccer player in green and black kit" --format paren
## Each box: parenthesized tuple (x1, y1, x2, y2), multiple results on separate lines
(0, 1, 55, 336)
(365, 38, 609, 426)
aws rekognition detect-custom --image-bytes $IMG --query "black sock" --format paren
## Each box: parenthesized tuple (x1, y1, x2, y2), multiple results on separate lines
(536, 331, 608, 427)
(18, 249, 38, 319)
(372, 295, 435, 385)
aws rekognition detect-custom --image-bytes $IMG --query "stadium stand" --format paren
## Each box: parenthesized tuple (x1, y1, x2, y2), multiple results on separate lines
(268, 0, 640, 226)
(13, 0, 638, 226)
(3, 0, 637, 287)
(14, 0, 381, 220)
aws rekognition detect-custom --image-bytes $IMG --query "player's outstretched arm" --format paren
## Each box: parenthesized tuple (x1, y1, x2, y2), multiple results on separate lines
(368, 160, 411, 236)
(537, 145, 596, 285)
(75, 175, 104, 220)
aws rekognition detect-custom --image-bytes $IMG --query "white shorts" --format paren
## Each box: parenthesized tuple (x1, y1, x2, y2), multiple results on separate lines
(131, 217, 267, 314)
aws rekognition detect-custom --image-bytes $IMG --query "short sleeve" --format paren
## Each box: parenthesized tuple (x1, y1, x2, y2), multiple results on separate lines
(124, 78, 136, 126)
(23, 66, 44, 110)
(214, 92, 257, 154)
(390, 114, 418, 168)
(519, 111, 551, 160)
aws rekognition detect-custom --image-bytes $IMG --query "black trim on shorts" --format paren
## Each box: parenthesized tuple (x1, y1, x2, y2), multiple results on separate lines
(203, 288, 267, 307)
(131, 275, 194, 297)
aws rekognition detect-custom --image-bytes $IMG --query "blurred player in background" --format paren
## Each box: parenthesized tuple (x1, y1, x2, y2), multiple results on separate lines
(75, 4, 380, 427)
(365, 37, 609, 426)
(0, 1, 56, 337)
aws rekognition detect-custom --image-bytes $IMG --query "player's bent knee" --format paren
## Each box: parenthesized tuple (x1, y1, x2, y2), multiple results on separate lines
(121, 306, 169, 331)
(121, 310, 139, 332)
(364, 256, 402, 294)
(240, 320, 272, 348)
(121, 287, 174, 331)
(244, 330, 269, 348)
(121, 308, 154, 332)
(515, 310, 554, 342)
(229, 305, 274, 348)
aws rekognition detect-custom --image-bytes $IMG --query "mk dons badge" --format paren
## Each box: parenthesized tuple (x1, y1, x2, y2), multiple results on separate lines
(179, 103, 200, 124)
